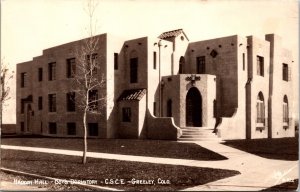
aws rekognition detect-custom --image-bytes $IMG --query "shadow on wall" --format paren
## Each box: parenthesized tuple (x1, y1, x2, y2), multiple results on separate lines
(146, 109, 182, 140)
(1, 124, 16, 135)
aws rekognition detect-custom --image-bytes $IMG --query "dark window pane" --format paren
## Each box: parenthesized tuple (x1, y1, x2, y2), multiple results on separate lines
(66, 92, 76, 112)
(122, 107, 131, 122)
(88, 123, 98, 136)
(48, 94, 56, 112)
(66, 58, 76, 78)
(114, 53, 118, 70)
(67, 122, 76, 135)
(49, 122, 57, 134)
(38, 96, 43, 110)
(130, 58, 138, 83)
(38, 68, 43, 81)
(196, 56, 205, 74)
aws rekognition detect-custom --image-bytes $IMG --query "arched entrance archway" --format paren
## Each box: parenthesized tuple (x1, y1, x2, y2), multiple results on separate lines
(186, 87, 202, 127)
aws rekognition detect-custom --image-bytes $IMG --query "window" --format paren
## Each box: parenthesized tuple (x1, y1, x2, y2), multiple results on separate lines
(242, 53, 245, 71)
(130, 58, 138, 83)
(21, 99, 25, 114)
(38, 68, 43, 81)
(283, 96, 289, 126)
(48, 62, 56, 80)
(86, 53, 98, 74)
(88, 123, 98, 136)
(21, 72, 27, 87)
(179, 56, 185, 74)
(153, 52, 157, 69)
(213, 100, 217, 118)
(66, 58, 76, 78)
(282, 63, 289, 81)
(122, 107, 131, 122)
(256, 92, 265, 125)
(21, 122, 24, 132)
(196, 56, 205, 74)
(49, 122, 57, 134)
(167, 99, 172, 117)
(38, 96, 43, 110)
(257, 56, 264, 76)
(88, 90, 98, 111)
(114, 53, 118, 70)
(66, 92, 75, 112)
(153, 102, 156, 116)
(48, 94, 56, 112)
(67, 122, 76, 135)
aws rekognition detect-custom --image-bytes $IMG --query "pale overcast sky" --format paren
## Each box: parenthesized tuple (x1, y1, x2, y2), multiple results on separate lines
(1, 0, 299, 123)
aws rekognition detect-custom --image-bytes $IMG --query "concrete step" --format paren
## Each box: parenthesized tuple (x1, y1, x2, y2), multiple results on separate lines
(178, 137, 222, 141)
(179, 126, 220, 141)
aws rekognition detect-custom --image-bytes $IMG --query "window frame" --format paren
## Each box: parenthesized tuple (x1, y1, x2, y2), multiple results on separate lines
(282, 63, 289, 81)
(257, 56, 264, 77)
(196, 56, 205, 74)
(48, 62, 56, 81)
(66, 58, 76, 78)
(66, 92, 76, 112)
(21, 72, 27, 87)
(48, 93, 57, 112)
(256, 92, 265, 127)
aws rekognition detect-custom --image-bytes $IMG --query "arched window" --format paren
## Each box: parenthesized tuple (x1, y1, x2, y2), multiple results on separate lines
(179, 56, 185, 74)
(283, 95, 289, 125)
(256, 92, 265, 124)
(167, 99, 172, 117)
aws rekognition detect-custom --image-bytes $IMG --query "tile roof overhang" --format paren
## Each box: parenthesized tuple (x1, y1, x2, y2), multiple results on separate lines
(158, 29, 189, 41)
(118, 89, 147, 101)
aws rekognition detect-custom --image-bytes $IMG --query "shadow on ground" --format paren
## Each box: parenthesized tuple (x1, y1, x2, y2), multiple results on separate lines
(223, 138, 298, 160)
(1, 137, 227, 160)
(261, 179, 298, 191)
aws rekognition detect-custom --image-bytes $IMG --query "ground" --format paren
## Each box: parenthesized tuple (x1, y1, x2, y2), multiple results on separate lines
(1, 136, 298, 191)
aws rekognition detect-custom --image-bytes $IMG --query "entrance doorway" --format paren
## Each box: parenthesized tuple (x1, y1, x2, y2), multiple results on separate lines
(186, 87, 202, 127)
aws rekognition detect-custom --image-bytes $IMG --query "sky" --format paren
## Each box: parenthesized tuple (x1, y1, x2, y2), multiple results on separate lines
(1, 0, 299, 123)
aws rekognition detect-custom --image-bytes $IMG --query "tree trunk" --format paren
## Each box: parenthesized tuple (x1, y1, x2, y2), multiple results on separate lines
(82, 107, 87, 164)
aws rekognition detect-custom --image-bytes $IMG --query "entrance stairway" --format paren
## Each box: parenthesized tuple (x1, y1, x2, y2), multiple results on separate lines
(178, 127, 221, 141)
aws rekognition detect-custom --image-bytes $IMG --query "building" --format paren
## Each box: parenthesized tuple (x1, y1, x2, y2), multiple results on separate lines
(16, 29, 295, 140)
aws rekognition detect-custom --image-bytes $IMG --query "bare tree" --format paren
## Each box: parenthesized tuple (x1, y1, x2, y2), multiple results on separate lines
(73, 0, 105, 164)
(0, 59, 14, 133)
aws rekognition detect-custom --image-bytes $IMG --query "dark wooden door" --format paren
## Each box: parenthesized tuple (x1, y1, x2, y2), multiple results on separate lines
(186, 87, 202, 127)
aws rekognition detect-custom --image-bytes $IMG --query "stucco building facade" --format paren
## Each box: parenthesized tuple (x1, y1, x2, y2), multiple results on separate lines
(16, 29, 295, 140)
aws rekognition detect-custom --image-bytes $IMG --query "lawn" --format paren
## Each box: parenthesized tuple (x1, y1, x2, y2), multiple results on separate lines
(1, 149, 240, 191)
(1, 137, 227, 160)
(223, 137, 298, 160)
